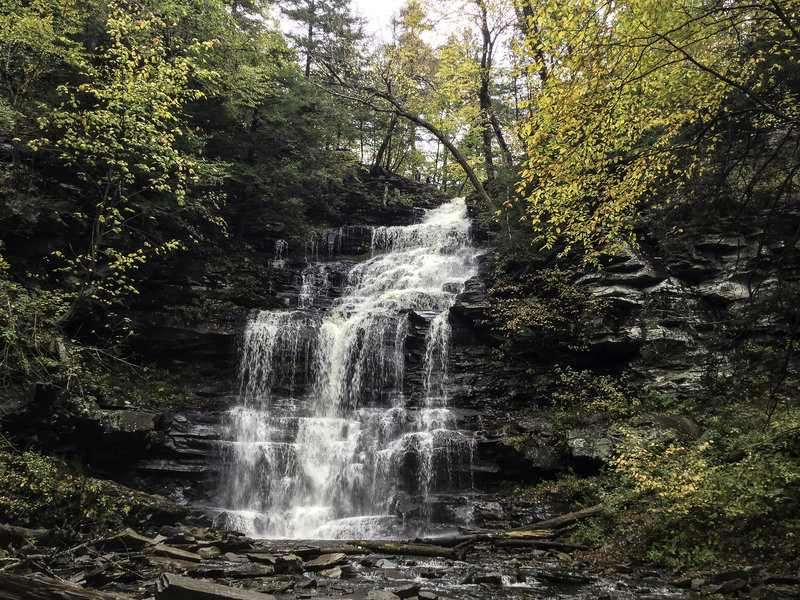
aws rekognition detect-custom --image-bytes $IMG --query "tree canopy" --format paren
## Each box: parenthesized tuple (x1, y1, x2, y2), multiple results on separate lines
(510, 0, 800, 263)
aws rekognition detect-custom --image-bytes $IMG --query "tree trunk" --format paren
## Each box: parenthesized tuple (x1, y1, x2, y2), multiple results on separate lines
(478, 0, 495, 180)
(372, 113, 397, 174)
(388, 104, 493, 209)
(305, 21, 313, 78)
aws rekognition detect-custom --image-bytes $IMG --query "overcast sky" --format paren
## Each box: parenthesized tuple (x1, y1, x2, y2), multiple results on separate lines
(351, 0, 406, 38)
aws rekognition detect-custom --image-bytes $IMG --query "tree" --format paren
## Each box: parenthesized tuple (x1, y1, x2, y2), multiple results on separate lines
(509, 0, 800, 263)
(0, 0, 85, 174)
(34, 0, 224, 318)
(280, 0, 364, 78)
(325, 0, 495, 207)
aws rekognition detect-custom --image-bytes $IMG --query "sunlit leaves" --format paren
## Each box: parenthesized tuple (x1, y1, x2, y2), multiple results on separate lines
(511, 0, 800, 264)
(32, 0, 225, 309)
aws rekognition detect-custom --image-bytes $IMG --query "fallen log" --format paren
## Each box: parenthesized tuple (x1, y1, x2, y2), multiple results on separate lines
(415, 528, 556, 548)
(348, 541, 456, 559)
(155, 573, 276, 600)
(513, 504, 604, 532)
(0, 573, 130, 600)
(0, 524, 62, 548)
(494, 540, 589, 552)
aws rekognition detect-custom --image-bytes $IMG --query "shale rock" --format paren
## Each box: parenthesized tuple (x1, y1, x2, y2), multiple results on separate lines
(155, 573, 276, 600)
(304, 552, 348, 572)
(273, 554, 303, 575)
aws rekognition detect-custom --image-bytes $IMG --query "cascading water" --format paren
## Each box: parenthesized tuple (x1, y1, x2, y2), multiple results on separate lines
(216, 198, 481, 539)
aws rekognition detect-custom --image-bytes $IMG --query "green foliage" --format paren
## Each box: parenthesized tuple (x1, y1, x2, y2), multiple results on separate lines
(510, 0, 800, 264)
(0, 0, 86, 170)
(0, 446, 136, 528)
(0, 276, 78, 389)
(550, 367, 639, 425)
(33, 0, 227, 313)
(489, 265, 606, 348)
(611, 412, 800, 563)
(85, 364, 191, 410)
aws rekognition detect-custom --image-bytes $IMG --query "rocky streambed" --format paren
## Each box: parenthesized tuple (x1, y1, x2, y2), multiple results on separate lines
(2, 515, 797, 600)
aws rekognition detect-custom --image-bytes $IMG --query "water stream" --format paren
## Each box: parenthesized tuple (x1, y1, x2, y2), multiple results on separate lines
(216, 198, 482, 539)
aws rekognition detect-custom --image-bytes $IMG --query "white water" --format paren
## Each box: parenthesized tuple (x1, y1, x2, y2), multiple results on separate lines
(217, 198, 480, 539)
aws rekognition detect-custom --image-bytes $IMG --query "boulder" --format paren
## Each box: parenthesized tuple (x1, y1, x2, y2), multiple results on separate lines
(318, 566, 342, 579)
(273, 554, 303, 575)
(566, 426, 620, 461)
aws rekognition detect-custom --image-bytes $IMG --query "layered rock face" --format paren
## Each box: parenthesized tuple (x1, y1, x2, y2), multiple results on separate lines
(10, 200, 794, 532)
(447, 208, 800, 497)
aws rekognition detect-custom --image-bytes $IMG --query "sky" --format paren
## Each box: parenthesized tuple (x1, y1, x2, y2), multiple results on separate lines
(351, 0, 407, 38)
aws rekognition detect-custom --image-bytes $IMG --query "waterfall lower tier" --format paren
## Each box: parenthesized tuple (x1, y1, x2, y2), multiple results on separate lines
(215, 198, 481, 539)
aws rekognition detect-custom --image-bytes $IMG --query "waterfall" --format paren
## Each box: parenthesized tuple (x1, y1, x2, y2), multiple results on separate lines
(217, 198, 480, 539)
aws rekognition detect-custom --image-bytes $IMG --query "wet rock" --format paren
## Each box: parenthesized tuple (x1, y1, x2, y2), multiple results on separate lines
(273, 554, 303, 575)
(0, 524, 63, 547)
(613, 564, 634, 574)
(391, 583, 421, 597)
(102, 528, 158, 552)
(218, 538, 255, 553)
(290, 546, 321, 560)
(711, 569, 750, 584)
(224, 552, 247, 562)
(77, 408, 166, 460)
(191, 563, 273, 579)
(318, 566, 342, 579)
(304, 552, 348, 572)
(704, 578, 749, 595)
(198, 546, 222, 559)
(246, 553, 275, 564)
(128, 316, 237, 370)
(152, 543, 202, 563)
(297, 578, 317, 589)
(147, 555, 199, 570)
(690, 578, 707, 590)
(155, 572, 276, 600)
(0, 572, 129, 599)
(419, 568, 444, 579)
(418, 592, 438, 600)
(474, 574, 503, 586)
(472, 501, 504, 521)
(129, 495, 189, 525)
(764, 574, 800, 585)
(375, 558, 397, 569)
(537, 570, 594, 585)
(0, 384, 36, 423)
(715, 578, 748, 594)
(366, 591, 401, 600)
(565, 426, 619, 461)
(257, 580, 296, 594)
(382, 569, 411, 580)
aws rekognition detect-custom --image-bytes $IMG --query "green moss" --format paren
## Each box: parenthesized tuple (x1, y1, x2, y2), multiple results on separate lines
(0, 446, 146, 530)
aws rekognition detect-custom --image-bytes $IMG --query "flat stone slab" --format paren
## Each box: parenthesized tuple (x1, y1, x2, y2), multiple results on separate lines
(155, 573, 276, 600)
(0, 573, 130, 599)
(304, 552, 348, 571)
(102, 528, 157, 552)
(152, 544, 202, 563)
